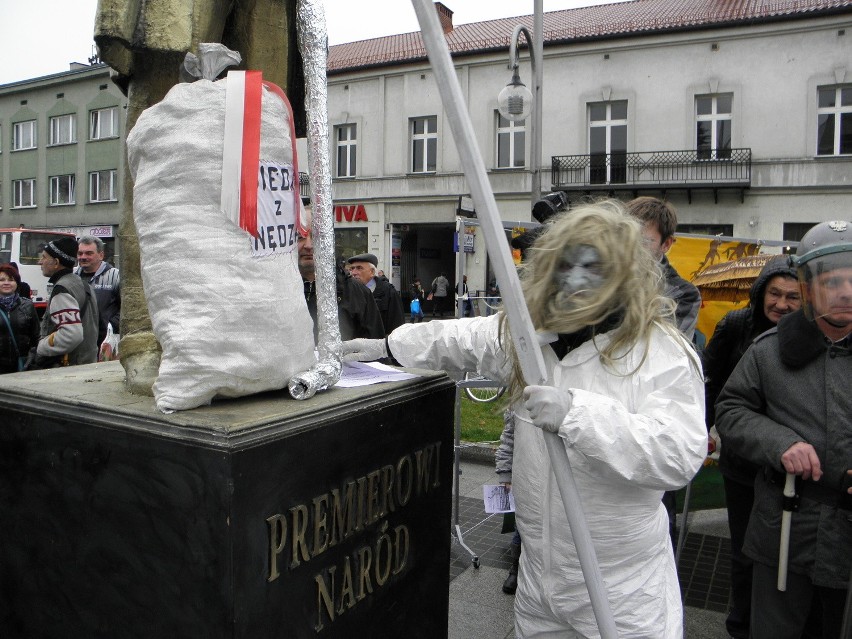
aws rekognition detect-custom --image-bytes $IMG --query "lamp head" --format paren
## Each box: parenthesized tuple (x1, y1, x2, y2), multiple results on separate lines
(497, 69, 533, 122)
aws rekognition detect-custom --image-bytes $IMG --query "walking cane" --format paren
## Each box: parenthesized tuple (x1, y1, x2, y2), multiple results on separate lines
(409, 2, 618, 636)
(777, 472, 797, 591)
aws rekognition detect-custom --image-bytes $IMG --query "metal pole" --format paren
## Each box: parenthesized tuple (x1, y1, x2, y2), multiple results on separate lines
(452, 379, 479, 566)
(532, 0, 543, 206)
(456, 218, 466, 319)
(410, 1, 617, 636)
(675, 480, 693, 567)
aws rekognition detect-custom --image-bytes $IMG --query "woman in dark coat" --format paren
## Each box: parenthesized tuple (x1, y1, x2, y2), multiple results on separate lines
(0, 264, 40, 374)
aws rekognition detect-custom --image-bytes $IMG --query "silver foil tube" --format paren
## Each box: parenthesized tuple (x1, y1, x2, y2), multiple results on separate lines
(289, 0, 342, 399)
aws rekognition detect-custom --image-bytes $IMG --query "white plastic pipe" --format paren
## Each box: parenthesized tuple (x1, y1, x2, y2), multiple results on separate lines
(777, 472, 796, 591)
(409, 1, 617, 636)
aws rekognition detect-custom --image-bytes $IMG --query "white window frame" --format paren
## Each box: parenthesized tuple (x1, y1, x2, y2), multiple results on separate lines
(13, 178, 36, 208)
(89, 169, 117, 202)
(588, 101, 628, 184)
(89, 106, 119, 140)
(12, 120, 37, 151)
(49, 174, 76, 206)
(410, 116, 437, 174)
(816, 85, 852, 156)
(335, 123, 357, 178)
(49, 114, 77, 146)
(696, 94, 733, 160)
(495, 112, 526, 169)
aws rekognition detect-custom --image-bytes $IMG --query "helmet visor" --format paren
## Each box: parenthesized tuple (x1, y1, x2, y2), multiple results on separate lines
(797, 252, 852, 327)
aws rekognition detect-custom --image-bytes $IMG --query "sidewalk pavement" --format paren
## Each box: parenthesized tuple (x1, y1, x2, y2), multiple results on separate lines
(449, 453, 733, 639)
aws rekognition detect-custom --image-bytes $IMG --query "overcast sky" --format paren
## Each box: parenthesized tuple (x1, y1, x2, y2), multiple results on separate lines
(0, 0, 623, 85)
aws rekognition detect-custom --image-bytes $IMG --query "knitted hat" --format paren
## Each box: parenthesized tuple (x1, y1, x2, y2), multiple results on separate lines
(44, 236, 78, 268)
(0, 264, 21, 287)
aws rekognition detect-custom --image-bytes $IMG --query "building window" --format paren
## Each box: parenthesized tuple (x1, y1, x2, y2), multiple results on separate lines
(49, 114, 77, 146)
(817, 85, 852, 156)
(410, 116, 437, 173)
(13, 179, 36, 208)
(89, 170, 117, 202)
(588, 101, 627, 184)
(12, 120, 37, 151)
(335, 124, 357, 178)
(90, 106, 119, 140)
(495, 113, 525, 169)
(49, 174, 76, 206)
(696, 94, 732, 160)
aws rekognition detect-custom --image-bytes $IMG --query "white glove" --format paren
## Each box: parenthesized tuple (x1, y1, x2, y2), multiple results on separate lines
(341, 338, 388, 362)
(523, 385, 573, 433)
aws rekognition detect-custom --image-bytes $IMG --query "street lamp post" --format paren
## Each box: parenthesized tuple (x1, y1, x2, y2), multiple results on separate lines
(497, 0, 543, 208)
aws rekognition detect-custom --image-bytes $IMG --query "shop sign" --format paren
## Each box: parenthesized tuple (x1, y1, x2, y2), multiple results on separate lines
(335, 204, 368, 223)
(47, 225, 114, 238)
(453, 228, 476, 254)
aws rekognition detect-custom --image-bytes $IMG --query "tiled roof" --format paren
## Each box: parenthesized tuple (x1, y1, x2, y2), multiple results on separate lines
(327, 0, 852, 73)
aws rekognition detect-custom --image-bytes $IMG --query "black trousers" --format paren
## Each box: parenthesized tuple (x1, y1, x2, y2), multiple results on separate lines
(751, 562, 844, 639)
(723, 475, 754, 639)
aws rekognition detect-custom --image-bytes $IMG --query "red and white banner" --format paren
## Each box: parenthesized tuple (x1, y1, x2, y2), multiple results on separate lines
(221, 70, 304, 257)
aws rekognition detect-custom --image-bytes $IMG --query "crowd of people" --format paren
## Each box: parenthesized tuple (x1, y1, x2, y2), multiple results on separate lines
(1, 235, 120, 374)
(3, 199, 849, 638)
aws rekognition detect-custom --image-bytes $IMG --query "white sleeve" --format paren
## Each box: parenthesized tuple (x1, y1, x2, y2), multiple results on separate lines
(387, 314, 512, 383)
(558, 334, 707, 490)
(37, 291, 84, 357)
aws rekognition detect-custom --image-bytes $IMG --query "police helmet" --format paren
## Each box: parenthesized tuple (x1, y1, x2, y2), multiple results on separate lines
(792, 221, 852, 321)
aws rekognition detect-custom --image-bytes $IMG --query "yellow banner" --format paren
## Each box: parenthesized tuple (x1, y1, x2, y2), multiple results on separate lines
(668, 236, 761, 344)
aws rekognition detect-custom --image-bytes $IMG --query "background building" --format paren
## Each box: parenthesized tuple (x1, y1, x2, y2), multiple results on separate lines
(3, 0, 850, 305)
(323, 0, 852, 299)
(0, 63, 124, 263)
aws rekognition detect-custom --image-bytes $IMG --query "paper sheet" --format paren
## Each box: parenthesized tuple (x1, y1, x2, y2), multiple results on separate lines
(483, 484, 515, 514)
(334, 361, 420, 387)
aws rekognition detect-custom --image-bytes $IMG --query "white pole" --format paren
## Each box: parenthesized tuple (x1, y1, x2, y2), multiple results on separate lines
(409, 2, 617, 636)
(777, 472, 796, 591)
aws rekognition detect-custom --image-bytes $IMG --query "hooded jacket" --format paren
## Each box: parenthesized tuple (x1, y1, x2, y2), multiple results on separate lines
(715, 311, 851, 588)
(702, 256, 798, 483)
(387, 315, 706, 637)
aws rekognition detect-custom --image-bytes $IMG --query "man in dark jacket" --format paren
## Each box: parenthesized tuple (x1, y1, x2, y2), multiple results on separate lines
(75, 235, 120, 347)
(702, 254, 801, 639)
(347, 253, 404, 336)
(627, 197, 701, 339)
(298, 234, 384, 341)
(31, 237, 99, 368)
(716, 221, 852, 639)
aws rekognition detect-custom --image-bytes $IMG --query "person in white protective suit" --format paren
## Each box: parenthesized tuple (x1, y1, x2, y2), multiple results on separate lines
(342, 200, 707, 638)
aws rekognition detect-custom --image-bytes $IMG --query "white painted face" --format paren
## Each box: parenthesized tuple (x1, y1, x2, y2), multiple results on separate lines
(553, 245, 605, 302)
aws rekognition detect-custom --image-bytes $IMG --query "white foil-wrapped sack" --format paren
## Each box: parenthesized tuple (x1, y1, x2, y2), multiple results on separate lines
(126, 77, 315, 411)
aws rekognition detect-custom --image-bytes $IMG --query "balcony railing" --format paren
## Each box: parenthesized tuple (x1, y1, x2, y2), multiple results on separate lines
(551, 148, 751, 201)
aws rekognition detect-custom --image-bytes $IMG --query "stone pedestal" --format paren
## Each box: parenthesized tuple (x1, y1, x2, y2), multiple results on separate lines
(0, 362, 454, 638)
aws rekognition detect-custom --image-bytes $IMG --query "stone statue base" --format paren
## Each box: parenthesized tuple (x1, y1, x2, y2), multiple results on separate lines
(0, 362, 453, 638)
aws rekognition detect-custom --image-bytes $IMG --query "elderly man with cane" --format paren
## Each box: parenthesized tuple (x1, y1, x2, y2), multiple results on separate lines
(717, 220, 852, 639)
